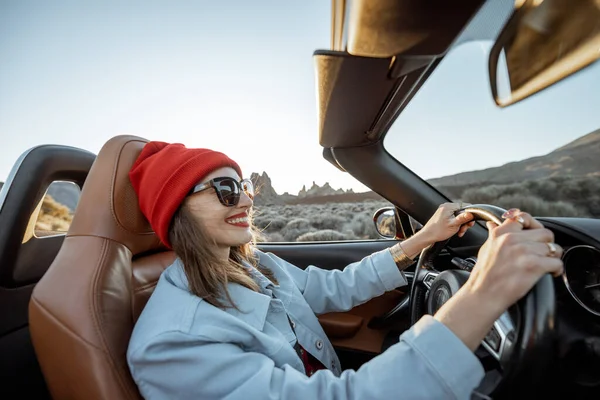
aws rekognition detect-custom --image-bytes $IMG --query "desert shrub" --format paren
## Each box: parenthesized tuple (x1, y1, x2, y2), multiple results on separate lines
(281, 218, 313, 241)
(252, 216, 269, 230)
(35, 194, 73, 232)
(40, 195, 72, 219)
(351, 204, 365, 213)
(310, 214, 346, 231)
(461, 176, 599, 217)
(524, 178, 558, 200)
(347, 214, 379, 239)
(338, 210, 355, 220)
(493, 194, 585, 217)
(283, 228, 313, 241)
(462, 184, 513, 205)
(557, 177, 600, 216)
(252, 200, 395, 242)
(281, 206, 297, 217)
(297, 229, 353, 242)
(253, 216, 288, 232)
(264, 232, 285, 242)
(559, 177, 590, 199)
(284, 218, 311, 230)
(588, 197, 600, 217)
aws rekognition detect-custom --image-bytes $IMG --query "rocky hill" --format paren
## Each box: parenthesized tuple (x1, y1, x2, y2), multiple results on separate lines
(255, 129, 600, 204)
(251, 173, 364, 205)
(250, 172, 284, 206)
(429, 129, 600, 197)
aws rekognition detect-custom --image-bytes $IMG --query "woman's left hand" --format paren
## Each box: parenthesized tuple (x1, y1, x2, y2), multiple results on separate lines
(419, 202, 475, 244)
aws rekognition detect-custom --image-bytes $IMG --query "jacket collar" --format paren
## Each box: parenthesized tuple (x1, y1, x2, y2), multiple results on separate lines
(164, 257, 272, 331)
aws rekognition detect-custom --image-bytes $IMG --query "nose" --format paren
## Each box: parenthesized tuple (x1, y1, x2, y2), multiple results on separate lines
(238, 190, 253, 208)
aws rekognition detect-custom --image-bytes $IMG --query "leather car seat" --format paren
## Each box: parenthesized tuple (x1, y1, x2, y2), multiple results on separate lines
(29, 135, 175, 400)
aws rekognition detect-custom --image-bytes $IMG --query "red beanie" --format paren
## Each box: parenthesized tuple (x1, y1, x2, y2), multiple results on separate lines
(129, 141, 242, 248)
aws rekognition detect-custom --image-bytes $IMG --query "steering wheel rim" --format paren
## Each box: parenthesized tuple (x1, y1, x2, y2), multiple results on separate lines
(408, 204, 557, 398)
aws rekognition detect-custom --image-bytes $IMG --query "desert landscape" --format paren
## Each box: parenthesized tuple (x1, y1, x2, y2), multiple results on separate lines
(1, 129, 598, 241)
(251, 129, 600, 241)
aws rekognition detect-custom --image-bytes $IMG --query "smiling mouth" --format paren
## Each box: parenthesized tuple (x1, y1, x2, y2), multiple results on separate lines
(226, 215, 249, 226)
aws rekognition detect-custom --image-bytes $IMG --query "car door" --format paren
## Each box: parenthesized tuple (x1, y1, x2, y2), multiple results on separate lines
(257, 233, 413, 370)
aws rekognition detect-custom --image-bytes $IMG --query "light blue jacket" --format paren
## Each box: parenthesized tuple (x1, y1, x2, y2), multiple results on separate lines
(127, 248, 485, 399)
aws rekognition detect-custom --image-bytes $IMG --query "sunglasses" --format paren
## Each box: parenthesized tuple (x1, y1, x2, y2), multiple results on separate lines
(189, 176, 254, 207)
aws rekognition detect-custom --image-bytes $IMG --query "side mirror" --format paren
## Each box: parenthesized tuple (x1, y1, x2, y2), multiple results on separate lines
(489, 0, 600, 107)
(373, 207, 397, 239)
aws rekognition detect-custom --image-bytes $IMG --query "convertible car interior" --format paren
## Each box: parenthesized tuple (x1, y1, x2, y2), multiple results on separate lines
(0, 0, 599, 399)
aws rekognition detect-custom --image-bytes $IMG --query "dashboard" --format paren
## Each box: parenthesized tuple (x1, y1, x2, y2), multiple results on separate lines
(562, 245, 600, 317)
(536, 217, 600, 393)
(538, 217, 600, 322)
(416, 216, 600, 396)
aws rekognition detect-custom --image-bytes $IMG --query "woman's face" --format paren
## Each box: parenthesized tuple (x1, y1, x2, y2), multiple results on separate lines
(184, 166, 254, 251)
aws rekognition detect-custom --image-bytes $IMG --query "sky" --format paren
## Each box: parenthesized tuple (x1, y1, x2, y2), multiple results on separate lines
(386, 41, 600, 181)
(1, 1, 599, 195)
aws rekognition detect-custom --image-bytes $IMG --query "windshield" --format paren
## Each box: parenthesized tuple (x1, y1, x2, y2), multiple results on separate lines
(384, 40, 600, 218)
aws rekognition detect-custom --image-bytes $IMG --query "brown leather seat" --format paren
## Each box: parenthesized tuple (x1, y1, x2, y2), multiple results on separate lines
(29, 135, 176, 400)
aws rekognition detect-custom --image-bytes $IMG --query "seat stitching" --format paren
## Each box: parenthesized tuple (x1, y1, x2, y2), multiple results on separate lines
(31, 296, 103, 350)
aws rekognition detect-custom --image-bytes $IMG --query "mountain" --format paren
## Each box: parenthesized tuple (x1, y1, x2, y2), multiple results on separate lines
(429, 130, 600, 195)
(250, 172, 284, 206)
(286, 129, 600, 204)
(250, 172, 362, 205)
(283, 130, 600, 203)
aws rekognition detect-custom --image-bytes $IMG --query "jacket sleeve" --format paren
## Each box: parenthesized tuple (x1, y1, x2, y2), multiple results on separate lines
(128, 315, 484, 400)
(267, 248, 408, 314)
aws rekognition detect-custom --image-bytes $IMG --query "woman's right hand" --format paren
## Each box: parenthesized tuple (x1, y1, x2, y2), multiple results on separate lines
(465, 210, 564, 316)
(433, 210, 564, 351)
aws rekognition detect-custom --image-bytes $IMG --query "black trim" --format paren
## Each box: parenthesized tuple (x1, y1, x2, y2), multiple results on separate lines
(257, 240, 397, 271)
(0, 145, 95, 287)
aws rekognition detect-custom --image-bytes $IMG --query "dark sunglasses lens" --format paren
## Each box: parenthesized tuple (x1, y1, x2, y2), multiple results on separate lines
(216, 179, 240, 206)
(241, 180, 254, 198)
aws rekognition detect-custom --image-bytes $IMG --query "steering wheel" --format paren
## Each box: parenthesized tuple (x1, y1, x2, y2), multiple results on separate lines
(408, 204, 556, 398)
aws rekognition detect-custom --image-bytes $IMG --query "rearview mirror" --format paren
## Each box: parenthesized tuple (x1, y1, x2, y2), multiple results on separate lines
(489, 0, 600, 107)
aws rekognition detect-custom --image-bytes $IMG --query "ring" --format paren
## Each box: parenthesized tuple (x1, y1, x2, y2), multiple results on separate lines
(546, 242, 558, 257)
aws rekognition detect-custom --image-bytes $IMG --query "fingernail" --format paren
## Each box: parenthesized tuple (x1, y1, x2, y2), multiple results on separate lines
(502, 208, 521, 219)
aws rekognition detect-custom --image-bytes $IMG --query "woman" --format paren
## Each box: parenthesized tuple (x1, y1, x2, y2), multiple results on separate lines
(127, 141, 564, 400)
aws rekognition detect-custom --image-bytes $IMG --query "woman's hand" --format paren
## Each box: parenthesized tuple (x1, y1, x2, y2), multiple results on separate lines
(419, 202, 475, 244)
(466, 210, 564, 314)
(398, 202, 475, 259)
(433, 210, 564, 351)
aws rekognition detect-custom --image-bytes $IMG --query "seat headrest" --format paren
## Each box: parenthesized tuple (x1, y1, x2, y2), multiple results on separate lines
(68, 135, 166, 255)
(29, 135, 174, 400)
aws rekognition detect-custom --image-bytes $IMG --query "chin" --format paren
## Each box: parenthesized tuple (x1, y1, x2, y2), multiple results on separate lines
(227, 232, 253, 247)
